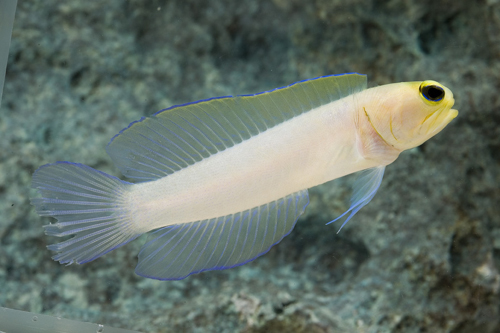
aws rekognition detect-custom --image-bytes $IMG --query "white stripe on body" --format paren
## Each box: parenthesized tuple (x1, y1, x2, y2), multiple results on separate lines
(127, 93, 387, 233)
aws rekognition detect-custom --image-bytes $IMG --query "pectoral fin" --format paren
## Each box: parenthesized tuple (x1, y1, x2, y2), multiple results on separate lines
(327, 166, 385, 232)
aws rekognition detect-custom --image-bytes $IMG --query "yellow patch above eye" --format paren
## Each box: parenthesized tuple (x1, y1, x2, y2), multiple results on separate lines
(419, 80, 445, 105)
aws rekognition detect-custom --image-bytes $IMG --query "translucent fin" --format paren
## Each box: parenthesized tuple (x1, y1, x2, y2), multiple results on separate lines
(107, 73, 367, 181)
(31, 162, 140, 264)
(135, 189, 309, 280)
(326, 166, 385, 232)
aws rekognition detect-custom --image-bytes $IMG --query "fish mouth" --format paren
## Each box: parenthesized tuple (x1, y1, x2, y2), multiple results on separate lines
(449, 108, 459, 117)
(440, 98, 458, 124)
(445, 97, 458, 119)
(421, 99, 458, 136)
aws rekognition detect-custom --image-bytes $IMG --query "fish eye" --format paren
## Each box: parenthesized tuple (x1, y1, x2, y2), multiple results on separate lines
(419, 81, 445, 103)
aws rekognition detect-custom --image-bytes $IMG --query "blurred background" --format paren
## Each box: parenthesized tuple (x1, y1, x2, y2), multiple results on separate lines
(1, 0, 499, 332)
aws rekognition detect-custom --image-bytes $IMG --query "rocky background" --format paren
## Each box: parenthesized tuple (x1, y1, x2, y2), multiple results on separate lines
(1, 0, 499, 332)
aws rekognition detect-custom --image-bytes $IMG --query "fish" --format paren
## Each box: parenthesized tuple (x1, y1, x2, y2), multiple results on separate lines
(31, 73, 458, 280)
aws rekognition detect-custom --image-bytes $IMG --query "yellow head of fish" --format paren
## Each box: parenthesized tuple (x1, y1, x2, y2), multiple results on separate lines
(362, 80, 458, 152)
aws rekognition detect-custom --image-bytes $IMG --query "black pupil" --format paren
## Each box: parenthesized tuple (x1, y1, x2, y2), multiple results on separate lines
(423, 85, 444, 101)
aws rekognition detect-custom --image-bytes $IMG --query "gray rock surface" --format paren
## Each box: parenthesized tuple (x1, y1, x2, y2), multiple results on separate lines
(1, 0, 499, 332)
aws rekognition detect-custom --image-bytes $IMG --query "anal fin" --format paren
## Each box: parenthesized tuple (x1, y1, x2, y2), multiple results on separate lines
(135, 190, 309, 280)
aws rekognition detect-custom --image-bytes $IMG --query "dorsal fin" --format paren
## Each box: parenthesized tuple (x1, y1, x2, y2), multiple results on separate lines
(106, 73, 367, 181)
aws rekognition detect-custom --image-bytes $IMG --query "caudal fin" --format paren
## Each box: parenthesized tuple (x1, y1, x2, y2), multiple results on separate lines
(31, 162, 140, 264)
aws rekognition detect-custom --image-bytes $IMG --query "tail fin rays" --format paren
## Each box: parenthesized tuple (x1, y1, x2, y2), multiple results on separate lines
(31, 162, 139, 264)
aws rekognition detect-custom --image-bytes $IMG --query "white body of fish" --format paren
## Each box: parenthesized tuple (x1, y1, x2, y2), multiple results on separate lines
(31, 74, 457, 280)
(131, 95, 394, 232)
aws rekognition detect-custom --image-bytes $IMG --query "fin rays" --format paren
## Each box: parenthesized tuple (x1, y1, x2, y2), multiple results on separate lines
(107, 73, 367, 181)
(31, 162, 139, 264)
(327, 166, 385, 232)
(135, 190, 309, 280)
